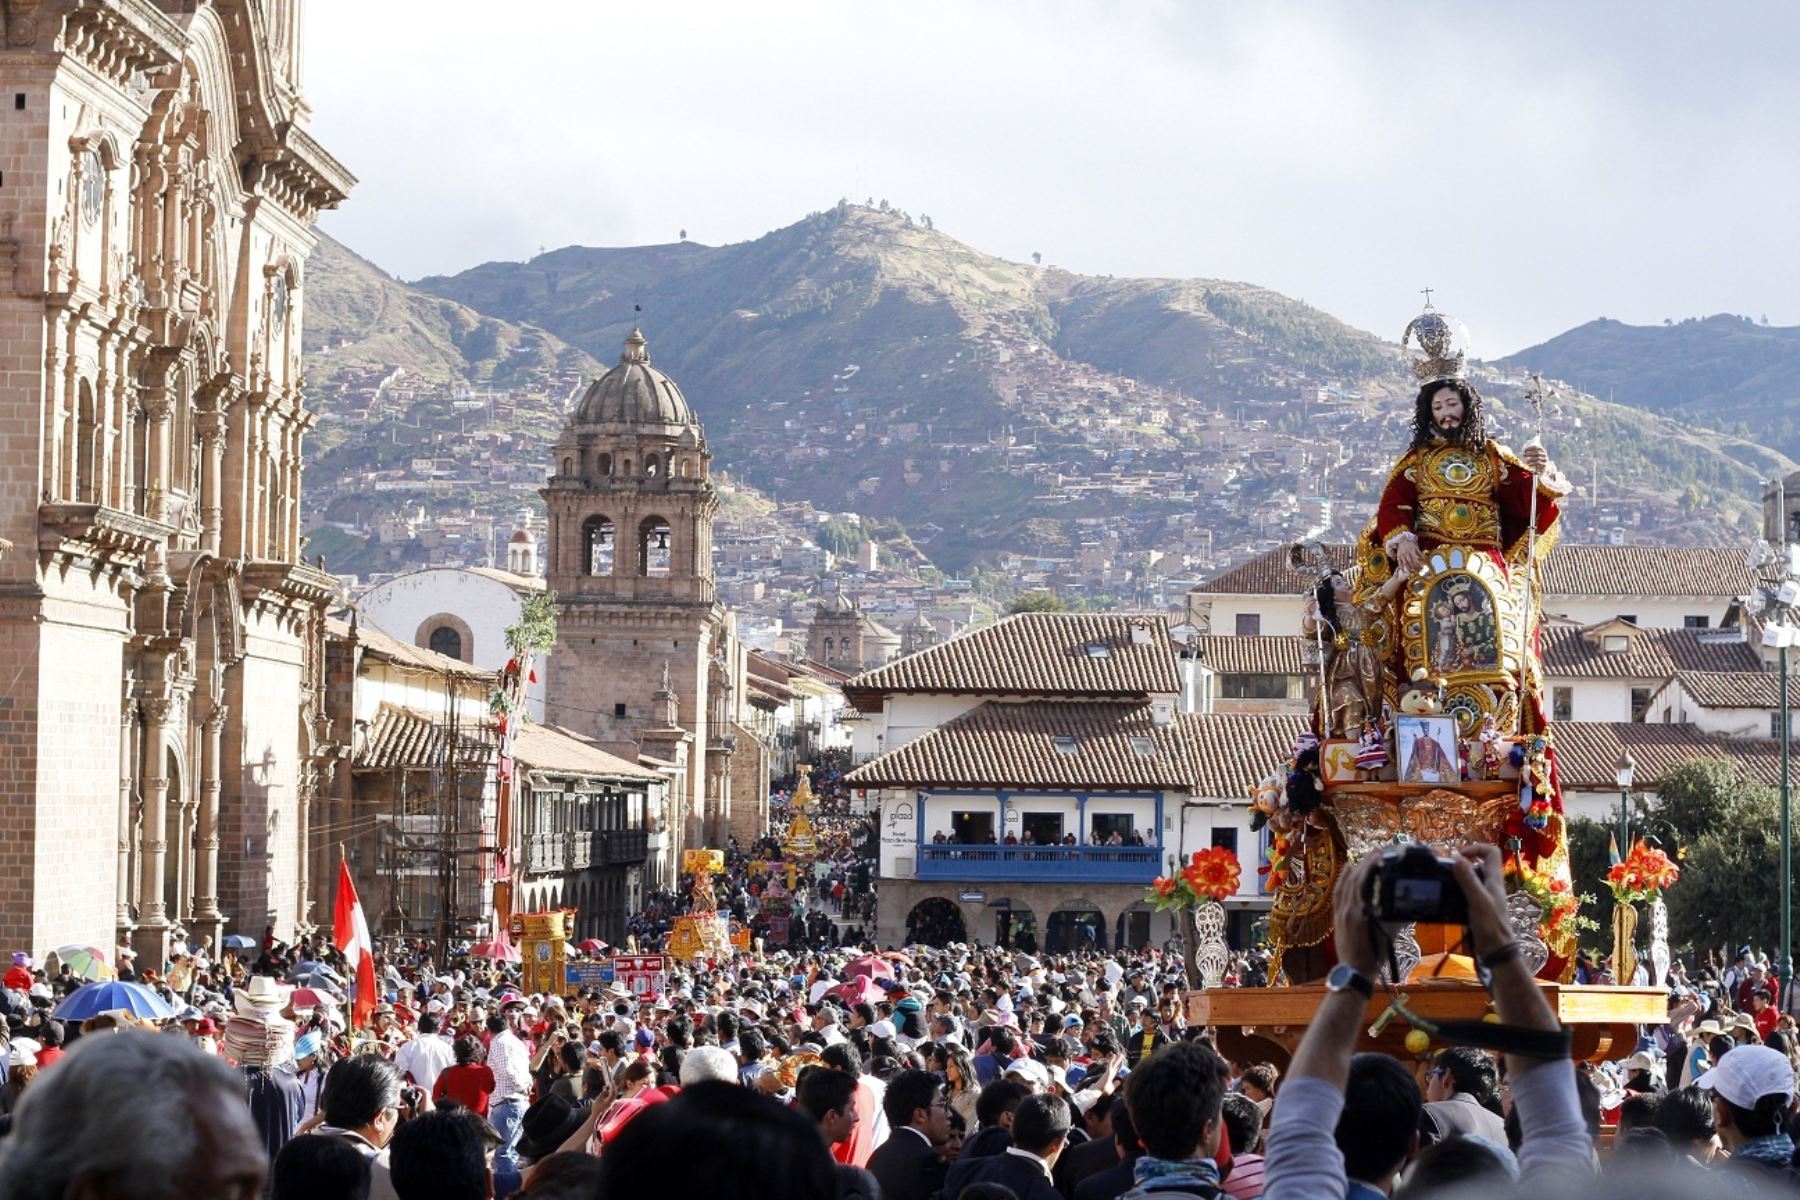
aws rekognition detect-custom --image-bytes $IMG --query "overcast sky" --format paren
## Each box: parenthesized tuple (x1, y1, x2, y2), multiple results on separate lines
(306, 1, 1798, 356)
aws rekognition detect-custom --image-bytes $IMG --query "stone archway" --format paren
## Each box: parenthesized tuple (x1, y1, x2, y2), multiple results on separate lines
(1044, 898, 1107, 954)
(905, 897, 966, 947)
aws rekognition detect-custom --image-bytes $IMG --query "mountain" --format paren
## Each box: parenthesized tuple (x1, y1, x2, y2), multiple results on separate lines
(303, 234, 602, 386)
(1498, 315, 1800, 459)
(397, 204, 1786, 569)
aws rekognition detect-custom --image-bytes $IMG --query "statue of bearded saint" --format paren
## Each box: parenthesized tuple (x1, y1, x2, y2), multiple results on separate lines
(1351, 377, 1572, 733)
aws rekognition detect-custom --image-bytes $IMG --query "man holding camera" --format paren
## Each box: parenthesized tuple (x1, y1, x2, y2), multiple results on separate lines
(1262, 844, 1592, 1199)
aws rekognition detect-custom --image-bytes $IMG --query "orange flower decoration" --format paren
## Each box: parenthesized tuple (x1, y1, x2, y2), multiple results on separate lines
(1152, 876, 1179, 899)
(1183, 847, 1242, 902)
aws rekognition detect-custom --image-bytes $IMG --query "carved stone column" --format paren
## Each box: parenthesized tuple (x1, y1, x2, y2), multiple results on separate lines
(193, 703, 226, 951)
(132, 696, 173, 966)
(116, 689, 136, 937)
(195, 404, 225, 555)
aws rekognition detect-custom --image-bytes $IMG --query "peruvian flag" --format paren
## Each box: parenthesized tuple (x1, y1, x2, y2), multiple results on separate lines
(334, 858, 377, 1030)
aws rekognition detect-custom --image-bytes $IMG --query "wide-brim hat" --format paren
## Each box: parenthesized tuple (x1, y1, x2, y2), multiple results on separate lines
(233, 975, 288, 1017)
(516, 1094, 589, 1161)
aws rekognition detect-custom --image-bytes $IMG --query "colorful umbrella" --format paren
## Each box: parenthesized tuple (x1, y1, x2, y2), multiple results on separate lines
(288, 987, 341, 1010)
(845, 954, 895, 980)
(825, 976, 884, 1006)
(468, 939, 521, 963)
(50, 945, 115, 982)
(52, 980, 175, 1021)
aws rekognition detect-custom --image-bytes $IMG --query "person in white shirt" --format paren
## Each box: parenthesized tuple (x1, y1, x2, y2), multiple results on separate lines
(393, 1012, 455, 1094)
(486, 1003, 534, 1174)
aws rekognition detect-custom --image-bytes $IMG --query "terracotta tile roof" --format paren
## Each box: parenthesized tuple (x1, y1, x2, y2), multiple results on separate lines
(1541, 623, 1763, 679)
(844, 701, 1305, 796)
(844, 613, 1180, 703)
(1181, 712, 1312, 799)
(356, 704, 496, 771)
(1192, 543, 1758, 600)
(510, 723, 661, 780)
(1660, 671, 1784, 709)
(1550, 721, 1783, 789)
(1540, 546, 1758, 598)
(1198, 635, 1307, 676)
(1192, 545, 1356, 595)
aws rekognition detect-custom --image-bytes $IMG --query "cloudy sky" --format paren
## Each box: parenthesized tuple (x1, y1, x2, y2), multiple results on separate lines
(307, 1, 1798, 356)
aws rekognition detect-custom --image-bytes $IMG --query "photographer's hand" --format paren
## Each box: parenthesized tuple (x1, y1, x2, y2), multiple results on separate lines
(1451, 844, 1561, 1077)
(1286, 851, 1384, 1091)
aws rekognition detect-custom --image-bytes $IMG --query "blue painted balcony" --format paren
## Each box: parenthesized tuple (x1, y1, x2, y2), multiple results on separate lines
(914, 843, 1162, 885)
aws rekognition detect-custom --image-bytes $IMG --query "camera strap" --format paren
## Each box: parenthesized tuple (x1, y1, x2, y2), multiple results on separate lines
(1370, 924, 1573, 1061)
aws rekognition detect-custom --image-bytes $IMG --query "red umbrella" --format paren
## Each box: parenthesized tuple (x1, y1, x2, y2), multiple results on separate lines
(288, 987, 341, 1010)
(826, 976, 884, 1006)
(578, 939, 608, 954)
(845, 955, 894, 981)
(468, 938, 521, 963)
(877, 950, 914, 965)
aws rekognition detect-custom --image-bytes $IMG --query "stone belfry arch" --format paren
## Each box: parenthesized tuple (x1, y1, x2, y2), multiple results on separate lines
(542, 328, 732, 852)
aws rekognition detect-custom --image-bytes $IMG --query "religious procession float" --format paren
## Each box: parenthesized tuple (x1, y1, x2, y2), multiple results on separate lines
(1168, 299, 1670, 1067)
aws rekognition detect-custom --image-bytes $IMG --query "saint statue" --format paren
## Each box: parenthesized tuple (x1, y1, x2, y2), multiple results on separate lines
(1265, 301, 1579, 981)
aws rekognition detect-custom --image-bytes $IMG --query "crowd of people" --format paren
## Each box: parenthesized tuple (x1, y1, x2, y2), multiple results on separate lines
(13, 771, 1800, 1199)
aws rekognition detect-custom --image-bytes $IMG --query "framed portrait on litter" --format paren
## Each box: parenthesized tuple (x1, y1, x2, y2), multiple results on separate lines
(1395, 714, 1461, 784)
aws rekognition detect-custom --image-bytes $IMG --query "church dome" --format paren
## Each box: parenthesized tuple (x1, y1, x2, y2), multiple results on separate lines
(508, 528, 535, 545)
(573, 328, 697, 429)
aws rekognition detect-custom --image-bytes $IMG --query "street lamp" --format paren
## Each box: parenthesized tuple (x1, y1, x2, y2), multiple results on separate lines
(1751, 490, 1798, 984)
(1615, 750, 1635, 855)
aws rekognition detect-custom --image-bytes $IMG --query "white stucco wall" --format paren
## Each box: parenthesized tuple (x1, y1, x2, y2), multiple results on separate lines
(1197, 595, 1309, 638)
(1548, 597, 1736, 631)
(1178, 802, 1264, 901)
(357, 568, 546, 720)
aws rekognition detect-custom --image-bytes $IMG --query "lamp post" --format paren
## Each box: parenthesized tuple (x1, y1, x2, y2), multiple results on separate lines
(1753, 490, 1798, 984)
(1615, 751, 1635, 857)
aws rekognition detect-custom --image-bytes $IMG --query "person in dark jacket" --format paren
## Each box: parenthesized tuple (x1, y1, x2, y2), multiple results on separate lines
(866, 1069, 949, 1200)
(939, 1094, 1069, 1200)
(797, 1064, 882, 1200)
(1074, 1106, 1142, 1200)
(960, 1079, 1029, 1161)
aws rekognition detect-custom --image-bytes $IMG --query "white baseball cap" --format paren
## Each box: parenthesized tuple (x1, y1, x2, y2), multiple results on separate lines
(1697, 1045, 1796, 1109)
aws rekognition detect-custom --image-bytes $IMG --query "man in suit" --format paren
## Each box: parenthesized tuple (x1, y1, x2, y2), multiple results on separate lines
(1056, 1094, 1120, 1198)
(940, 1094, 1070, 1200)
(865, 1069, 948, 1200)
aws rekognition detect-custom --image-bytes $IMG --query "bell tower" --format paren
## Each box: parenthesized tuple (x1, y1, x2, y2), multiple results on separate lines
(543, 328, 732, 850)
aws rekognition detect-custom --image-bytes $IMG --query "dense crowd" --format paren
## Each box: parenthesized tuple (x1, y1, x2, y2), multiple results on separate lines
(12, 772, 1800, 1200)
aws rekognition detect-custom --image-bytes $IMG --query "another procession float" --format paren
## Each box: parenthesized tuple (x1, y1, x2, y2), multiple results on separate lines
(1175, 299, 1670, 1067)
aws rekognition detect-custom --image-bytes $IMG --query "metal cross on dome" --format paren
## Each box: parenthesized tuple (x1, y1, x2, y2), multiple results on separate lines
(1420, 286, 1435, 309)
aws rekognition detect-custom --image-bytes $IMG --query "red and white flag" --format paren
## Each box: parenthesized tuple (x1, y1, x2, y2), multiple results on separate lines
(334, 858, 377, 1030)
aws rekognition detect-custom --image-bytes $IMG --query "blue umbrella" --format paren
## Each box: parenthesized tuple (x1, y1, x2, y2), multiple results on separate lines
(222, 934, 258, 953)
(53, 980, 176, 1021)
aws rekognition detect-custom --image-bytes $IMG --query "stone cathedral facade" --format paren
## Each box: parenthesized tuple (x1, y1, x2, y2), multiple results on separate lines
(543, 330, 769, 857)
(0, 1, 352, 960)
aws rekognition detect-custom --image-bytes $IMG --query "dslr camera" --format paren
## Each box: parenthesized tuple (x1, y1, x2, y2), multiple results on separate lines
(1364, 844, 1482, 926)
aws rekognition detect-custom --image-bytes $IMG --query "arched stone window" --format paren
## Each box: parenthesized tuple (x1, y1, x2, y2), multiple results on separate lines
(638, 516, 671, 577)
(429, 626, 463, 660)
(415, 613, 474, 663)
(583, 515, 615, 575)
